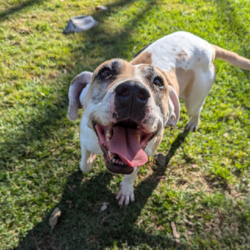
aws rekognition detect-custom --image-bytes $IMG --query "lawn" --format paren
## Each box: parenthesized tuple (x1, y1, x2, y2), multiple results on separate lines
(0, 0, 250, 249)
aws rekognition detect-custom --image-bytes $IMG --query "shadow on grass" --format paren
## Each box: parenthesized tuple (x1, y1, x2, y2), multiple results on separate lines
(0, 0, 47, 21)
(0, 0, 154, 170)
(165, 131, 189, 166)
(15, 131, 189, 250)
(1, 0, 189, 248)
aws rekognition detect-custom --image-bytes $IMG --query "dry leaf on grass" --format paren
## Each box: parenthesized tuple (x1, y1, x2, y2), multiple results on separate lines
(184, 219, 193, 226)
(171, 221, 180, 245)
(96, 5, 108, 10)
(100, 202, 109, 211)
(49, 207, 61, 230)
(137, 219, 143, 226)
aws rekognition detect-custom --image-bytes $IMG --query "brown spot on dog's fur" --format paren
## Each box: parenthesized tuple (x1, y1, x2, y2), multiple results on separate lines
(160, 67, 195, 98)
(176, 50, 189, 62)
(176, 68, 195, 97)
(198, 58, 201, 62)
(130, 51, 152, 65)
(210, 63, 215, 71)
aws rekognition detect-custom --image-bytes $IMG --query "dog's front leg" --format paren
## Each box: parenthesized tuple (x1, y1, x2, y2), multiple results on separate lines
(116, 167, 141, 206)
(80, 146, 96, 173)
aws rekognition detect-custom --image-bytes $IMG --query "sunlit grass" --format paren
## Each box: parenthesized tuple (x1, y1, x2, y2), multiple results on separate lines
(0, 0, 250, 249)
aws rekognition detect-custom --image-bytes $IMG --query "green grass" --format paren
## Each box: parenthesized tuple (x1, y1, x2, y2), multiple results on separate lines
(0, 0, 250, 249)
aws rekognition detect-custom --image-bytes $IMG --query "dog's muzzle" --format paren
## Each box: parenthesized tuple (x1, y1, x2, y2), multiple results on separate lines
(93, 81, 155, 174)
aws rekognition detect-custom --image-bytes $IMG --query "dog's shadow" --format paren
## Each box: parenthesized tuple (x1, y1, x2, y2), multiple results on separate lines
(15, 131, 189, 250)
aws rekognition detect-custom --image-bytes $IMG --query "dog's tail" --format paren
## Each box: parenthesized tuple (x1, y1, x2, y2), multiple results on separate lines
(212, 44, 250, 71)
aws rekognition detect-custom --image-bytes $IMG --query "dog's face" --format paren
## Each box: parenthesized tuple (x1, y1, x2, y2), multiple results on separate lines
(68, 59, 179, 175)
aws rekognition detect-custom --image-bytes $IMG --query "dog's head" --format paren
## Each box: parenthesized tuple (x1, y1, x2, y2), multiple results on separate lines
(68, 59, 180, 174)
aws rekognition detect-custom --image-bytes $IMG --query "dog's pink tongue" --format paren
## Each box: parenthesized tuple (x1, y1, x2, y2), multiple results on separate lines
(109, 127, 148, 167)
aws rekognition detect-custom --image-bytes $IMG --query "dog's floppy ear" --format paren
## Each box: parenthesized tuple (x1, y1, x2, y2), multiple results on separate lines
(166, 85, 180, 127)
(68, 71, 92, 120)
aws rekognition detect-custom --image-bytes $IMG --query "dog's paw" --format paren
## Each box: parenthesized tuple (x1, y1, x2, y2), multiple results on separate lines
(185, 115, 199, 132)
(80, 163, 92, 173)
(185, 122, 197, 132)
(116, 182, 135, 206)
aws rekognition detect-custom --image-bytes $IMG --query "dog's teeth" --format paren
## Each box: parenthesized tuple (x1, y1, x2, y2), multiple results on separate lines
(108, 151, 114, 160)
(106, 127, 113, 142)
(137, 126, 140, 142)
(119, 160, 125, 165)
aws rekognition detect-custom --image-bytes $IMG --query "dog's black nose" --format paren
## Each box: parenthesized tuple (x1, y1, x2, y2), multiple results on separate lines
(134, 84, 150, 105)
(115, 81, 150, 109)
(115, 83, 133, 106)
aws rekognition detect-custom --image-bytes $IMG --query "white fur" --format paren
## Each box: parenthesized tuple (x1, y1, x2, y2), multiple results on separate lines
(145, 31, 215, 130)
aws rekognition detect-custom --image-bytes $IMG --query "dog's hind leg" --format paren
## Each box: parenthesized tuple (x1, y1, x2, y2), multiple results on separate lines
(183, 67, 215, 131)
(80, 146, 96, 173)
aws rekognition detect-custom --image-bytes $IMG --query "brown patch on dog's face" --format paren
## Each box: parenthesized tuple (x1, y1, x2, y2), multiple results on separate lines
(130, 51, 152, 65)
(137, 64, 170, 122)
(84, 59, 135, 105)
(158, 67, 180, 97)
(151, 130, 164, 155)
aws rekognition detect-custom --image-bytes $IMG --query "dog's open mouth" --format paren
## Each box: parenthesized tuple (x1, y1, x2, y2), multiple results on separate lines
(94, 119, 154, 174)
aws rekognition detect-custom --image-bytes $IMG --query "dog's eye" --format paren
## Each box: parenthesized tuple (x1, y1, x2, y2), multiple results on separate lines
(100, 68, 112, 79)
(153, 77, 164, 88)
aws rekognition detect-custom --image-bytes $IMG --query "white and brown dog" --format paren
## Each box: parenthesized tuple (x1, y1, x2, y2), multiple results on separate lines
(68, 31, 250, 206)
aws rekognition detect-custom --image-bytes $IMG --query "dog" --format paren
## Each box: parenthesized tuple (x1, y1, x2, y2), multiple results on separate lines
(68, 31, 250, 206)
